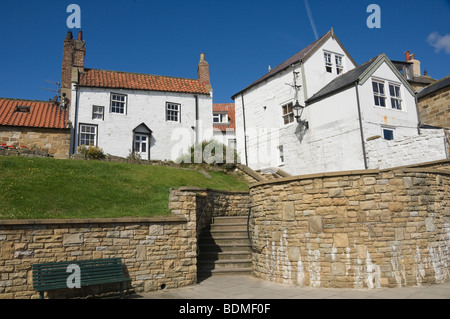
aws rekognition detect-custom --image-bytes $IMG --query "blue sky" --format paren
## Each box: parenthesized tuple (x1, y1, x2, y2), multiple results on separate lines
(0, 0, 449, 104)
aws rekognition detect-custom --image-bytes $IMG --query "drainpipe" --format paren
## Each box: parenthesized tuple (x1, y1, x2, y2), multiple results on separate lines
(194, 94, 199, 144)
(71, 84, 80, 156)
(241, 94, 248, 166)
(300, 61, 308, 100)
(414, 94, 421, 135)
(355, 82, 368, 170)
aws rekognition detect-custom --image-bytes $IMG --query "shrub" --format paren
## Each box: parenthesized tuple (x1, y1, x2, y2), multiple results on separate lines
(77, 144, 105, 160)
(176, 140, 239, 170)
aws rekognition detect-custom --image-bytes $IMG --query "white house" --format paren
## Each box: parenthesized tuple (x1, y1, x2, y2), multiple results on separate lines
(62, 31, 214, 161)
(232, 29, 448, 176)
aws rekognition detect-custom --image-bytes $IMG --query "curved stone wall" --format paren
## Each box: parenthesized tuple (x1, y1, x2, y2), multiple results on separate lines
(249, 163, 450, 288)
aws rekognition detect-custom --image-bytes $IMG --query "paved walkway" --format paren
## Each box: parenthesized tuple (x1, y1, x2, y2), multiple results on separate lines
(135, 275, 450, 299)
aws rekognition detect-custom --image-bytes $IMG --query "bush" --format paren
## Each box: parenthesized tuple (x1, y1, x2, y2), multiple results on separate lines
(77, 144, 105, 160)
(176, 140, 239, 170)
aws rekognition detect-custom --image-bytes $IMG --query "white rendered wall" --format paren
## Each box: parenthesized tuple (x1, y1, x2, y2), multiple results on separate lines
(358, 61, 419, 141)
(234, 36, 359, 175)
(366, 128, 447, 169)
(302, 37, 357, 99)
(69, 86, 213, 161)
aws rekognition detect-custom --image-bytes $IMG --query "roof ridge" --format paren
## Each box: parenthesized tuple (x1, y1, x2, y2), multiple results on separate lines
(0, 97, 57, 104)
(83, 68, 201, 82)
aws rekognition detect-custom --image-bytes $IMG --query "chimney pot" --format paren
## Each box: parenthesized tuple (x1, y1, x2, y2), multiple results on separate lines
(66, 31, 73, 40)
(200, 53, 205, 61)
(77, 31, 83, 41)
(405, 50, 410, 61)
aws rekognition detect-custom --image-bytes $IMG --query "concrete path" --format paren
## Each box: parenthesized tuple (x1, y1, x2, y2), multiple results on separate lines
(134, 275, 450, 299)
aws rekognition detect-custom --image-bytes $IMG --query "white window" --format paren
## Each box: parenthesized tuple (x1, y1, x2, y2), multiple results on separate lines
(282, 102, 294, 125)
(111, 94, 126, 114)
(372, 81, 386, 107)
(389, 84, 402, 110)
(92, 105, 104, 120)
(324, 52, 333, 73)
(166, 103, 180, 122)
(335, 55, 344, 75)
(79, 124, 97, 146)
(382, 127, 395, 141)
(213, 112, 228, 124)
(278, 145, 285, 164)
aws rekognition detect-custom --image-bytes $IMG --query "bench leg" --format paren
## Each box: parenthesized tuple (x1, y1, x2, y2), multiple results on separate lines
(120, 282, 124, 299)
(39, 291, 44, 299)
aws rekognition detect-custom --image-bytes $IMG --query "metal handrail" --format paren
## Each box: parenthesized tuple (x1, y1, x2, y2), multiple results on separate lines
(246, 207, 253, 248)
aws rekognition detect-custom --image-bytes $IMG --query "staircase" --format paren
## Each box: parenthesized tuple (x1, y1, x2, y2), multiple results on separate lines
(197, 216, 252, 280)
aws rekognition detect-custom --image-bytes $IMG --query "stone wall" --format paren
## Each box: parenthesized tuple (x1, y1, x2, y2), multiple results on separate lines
(0, 126, 70, 159)
(418, 85, 450, 129)
(0, 187, 249, 299)
(249, 161, 450, 288)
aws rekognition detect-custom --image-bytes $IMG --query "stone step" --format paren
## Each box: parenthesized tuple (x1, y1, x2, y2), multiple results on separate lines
(198, 268, 253, 277)
(199, 236, 250, 245)
(197, 251, 252, 261)
(204, 229, 249, 238)
(198, 243, 251, 252)
(210, 224, 248, 232)
(198, 259, 252, 270)
(212, 216, 248, 225)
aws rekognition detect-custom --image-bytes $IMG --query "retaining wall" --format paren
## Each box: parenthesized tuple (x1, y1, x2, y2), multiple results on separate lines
(249, 160, 450, 288)
(0, 188, 249, 299)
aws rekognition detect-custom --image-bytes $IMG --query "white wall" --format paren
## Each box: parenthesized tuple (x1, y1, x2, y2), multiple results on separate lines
(70, 86, 213, 161)
(234, 36, 359, 175)
(358, 61, 419, 141)
(366, 128, 448, 169)
(303, 37, 357, 98)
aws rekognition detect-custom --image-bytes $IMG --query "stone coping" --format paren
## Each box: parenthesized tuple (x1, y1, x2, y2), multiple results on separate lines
(175, 186, 249, 195)
(250, 164, 450, 188)
(0, 215, 187, 226)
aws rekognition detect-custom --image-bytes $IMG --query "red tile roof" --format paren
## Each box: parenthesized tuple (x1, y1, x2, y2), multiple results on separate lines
(213, 103, 235, 131)
(0, 98, 67, 129)
(78, 68, 210, 95)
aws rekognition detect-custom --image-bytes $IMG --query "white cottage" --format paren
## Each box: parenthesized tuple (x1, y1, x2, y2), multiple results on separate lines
(232, 29, 448, 176)
(62, 31, 214, 161)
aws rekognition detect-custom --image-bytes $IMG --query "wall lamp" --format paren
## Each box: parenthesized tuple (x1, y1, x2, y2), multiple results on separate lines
(292, 100, 309, 129)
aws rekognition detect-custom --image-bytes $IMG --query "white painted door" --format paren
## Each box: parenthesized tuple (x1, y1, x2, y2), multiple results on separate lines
(134, 134, 149, 160)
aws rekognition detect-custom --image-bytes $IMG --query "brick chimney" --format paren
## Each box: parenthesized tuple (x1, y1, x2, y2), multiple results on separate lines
(61, 30, 86, 107)
(197, 53, 212, 92)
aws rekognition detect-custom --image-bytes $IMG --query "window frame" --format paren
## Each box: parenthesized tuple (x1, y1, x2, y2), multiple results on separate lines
(213, 112, 229, 124)
(372, 80, 386, 108)
(389, 83, 402, 110)
(281, 102, 295, 126)
(166, 102, 181, 123)
(335, 55, 344, 75)
(92, 105, 104, 120)
(382, 127, 395, 141)
(324, 52, 333, 73)
(78, 123, 98, 147)
(110, 93, 127, 115)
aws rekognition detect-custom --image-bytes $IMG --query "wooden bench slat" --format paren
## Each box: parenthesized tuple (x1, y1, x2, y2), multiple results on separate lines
(32, 258, 131, 298)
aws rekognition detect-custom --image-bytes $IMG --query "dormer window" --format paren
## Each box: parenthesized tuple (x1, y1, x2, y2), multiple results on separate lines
(14, 105, 31, 113)
(213, 112, 228, 124)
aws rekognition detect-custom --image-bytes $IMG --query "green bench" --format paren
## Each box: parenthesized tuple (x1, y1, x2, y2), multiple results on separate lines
(32, 258, 131, 299)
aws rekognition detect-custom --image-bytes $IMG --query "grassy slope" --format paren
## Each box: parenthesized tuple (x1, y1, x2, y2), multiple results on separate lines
(0, 157, 248, 219)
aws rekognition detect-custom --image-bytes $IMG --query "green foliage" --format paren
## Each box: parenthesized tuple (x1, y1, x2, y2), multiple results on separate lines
(177, 140, 239, 171)
(77, 144, 105, 160)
